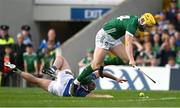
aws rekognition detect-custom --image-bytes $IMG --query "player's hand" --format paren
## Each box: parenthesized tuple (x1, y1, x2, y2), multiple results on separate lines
(116, 77, 128, 83)
(129, 60, 136, 66)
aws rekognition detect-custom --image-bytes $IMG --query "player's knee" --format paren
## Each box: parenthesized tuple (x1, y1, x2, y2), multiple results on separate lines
(56, 55, 64, 61)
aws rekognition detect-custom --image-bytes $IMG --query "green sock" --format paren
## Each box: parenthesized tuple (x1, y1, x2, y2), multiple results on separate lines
(77, 64, 94, 82)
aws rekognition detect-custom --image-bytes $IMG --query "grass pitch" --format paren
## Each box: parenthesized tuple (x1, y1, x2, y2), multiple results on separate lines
(0, 87, 180, 107)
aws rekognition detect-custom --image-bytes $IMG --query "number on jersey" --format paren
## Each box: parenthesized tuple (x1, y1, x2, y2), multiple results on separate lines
(117, 15, 130, 21)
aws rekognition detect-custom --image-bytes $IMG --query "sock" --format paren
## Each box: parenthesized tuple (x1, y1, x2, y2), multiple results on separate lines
(74, 79, 80, 85)
(76, 64, 94, 84)
(51, 65, 57, 74)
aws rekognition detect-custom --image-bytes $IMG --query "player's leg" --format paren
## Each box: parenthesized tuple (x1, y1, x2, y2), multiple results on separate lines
(43, 54, 71, 78)
(74, 29, 109, 85)
(54, 55, 71, 70)
(110, 43, 129, 64)
(76, 47, 107, 84)
(52, 55, 64, 70)
(19, 71, 51, 91)
(4, 62, 51, 91)
(54, 48, 71, 70)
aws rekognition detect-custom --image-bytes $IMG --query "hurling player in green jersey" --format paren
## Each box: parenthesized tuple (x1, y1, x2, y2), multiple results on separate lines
(71, 13, 156, 92)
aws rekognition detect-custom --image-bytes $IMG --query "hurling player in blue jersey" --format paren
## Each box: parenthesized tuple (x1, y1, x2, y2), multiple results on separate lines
(5, 54, 127, 98)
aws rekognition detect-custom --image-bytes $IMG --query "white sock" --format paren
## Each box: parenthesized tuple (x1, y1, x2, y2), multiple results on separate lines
(74, 79, 80, 85)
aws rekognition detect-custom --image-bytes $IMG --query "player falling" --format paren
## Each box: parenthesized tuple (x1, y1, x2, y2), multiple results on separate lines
(5, 54, 127, 97)
(70, 13, 156, 94)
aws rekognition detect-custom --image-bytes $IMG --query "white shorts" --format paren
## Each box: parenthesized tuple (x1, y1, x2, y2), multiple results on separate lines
(95, 29, 123, 50)
(48, 69, 74, 96)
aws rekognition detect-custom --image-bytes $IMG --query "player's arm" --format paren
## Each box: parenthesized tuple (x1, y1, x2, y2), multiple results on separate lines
(86, 93, 113, 98)
(132, 40, 143, 52)
(94, 71, 127, 83)
(125, 18, 138, 66)
(103, 71, 127, 83)
(125, 33, 136, 66)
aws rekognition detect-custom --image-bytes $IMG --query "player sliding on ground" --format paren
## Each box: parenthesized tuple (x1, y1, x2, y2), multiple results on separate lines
(71, 13, 156, 94)
(4, 55, 127, 98)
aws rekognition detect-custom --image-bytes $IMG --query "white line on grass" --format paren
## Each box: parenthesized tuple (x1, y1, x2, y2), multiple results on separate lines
(116, 97, 180, 102)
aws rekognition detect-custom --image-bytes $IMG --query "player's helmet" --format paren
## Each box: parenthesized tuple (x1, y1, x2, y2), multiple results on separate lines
(87, 81, 96, 91)
(140, 13, 156, 27)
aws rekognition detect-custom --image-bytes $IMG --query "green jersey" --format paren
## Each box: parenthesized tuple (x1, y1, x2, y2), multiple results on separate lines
(23, 52, 37, 73)
(103, 15, 139, 39)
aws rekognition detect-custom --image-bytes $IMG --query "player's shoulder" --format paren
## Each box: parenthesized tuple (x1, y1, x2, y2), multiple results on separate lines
(128, 15, 139, 25)
(129, 15, 139, 20)
(115, 15, 138, 20)
(117, 15, 138, 17)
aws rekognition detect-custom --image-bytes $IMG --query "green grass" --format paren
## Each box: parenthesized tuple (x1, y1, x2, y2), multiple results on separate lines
(0, 87, 180, 107)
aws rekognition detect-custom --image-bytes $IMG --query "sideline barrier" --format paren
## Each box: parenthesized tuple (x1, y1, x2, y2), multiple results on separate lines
(80, 66, 180, 90)
(170, 69, 180, 90)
